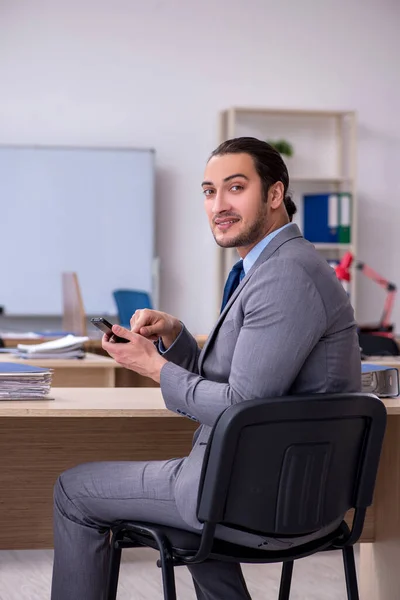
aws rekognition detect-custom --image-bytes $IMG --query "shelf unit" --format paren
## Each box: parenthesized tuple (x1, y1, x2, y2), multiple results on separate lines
(216, 107, 358, 316)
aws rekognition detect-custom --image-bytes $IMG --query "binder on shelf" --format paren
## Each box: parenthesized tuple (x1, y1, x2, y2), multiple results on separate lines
(338, 193, 351, 243)
(303, 193, 352, 245)
(303, 194, 338, 243)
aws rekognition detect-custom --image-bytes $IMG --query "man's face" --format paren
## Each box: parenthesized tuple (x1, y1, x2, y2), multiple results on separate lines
(202, 152, 270, 254)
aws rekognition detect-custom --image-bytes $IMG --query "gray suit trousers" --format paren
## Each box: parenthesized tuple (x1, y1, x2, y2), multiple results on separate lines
(51, 460, 252, 600)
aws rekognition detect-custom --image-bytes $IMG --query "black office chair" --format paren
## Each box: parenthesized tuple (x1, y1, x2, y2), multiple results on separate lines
(106, 393, 387, 600)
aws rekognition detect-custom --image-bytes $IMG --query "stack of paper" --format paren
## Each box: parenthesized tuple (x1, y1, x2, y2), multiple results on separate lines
(15, 335, 89, 360)
(0, 363, 53, 399)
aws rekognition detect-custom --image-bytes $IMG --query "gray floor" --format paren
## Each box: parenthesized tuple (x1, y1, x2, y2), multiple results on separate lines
(0, 546, 357, 599)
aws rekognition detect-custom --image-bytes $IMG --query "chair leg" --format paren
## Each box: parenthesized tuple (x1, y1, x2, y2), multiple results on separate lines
(158, 544, 177, 600)
(278, 561, 294, 600)
(105, 542, 122, 600)
(342, 546, 359, 600)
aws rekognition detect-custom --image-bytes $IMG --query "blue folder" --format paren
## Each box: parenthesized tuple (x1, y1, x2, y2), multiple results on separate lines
(0, 362, 50, 374)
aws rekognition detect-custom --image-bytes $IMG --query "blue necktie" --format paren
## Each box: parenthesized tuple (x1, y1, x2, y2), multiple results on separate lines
(220, 259, 244, 313)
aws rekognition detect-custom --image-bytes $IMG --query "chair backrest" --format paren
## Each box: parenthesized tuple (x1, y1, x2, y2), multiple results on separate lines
(197, 393, 386, 538)
(62, 272, 87, 336)
(358, 332, 400, 356)
(113, 289, 152, 327)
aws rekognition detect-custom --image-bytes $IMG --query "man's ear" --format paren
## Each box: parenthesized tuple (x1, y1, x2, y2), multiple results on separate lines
(269, 182, 285, 209)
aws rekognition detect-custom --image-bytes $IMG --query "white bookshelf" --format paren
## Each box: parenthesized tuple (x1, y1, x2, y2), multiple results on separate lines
(215, 107, 358, 316)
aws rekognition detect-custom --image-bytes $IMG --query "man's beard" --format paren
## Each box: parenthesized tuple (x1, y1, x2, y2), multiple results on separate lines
(213, 202, 268, 248)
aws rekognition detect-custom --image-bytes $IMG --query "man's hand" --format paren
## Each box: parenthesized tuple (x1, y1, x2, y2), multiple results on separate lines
(102, 325, 167, 382)
(130, 309, 182, 350)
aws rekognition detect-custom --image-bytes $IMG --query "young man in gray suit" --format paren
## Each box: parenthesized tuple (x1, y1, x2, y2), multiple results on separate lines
(51, 137, 361, 600)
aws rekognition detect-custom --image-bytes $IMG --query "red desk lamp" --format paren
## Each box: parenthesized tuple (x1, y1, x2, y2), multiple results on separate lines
(334, 252, 397, 336)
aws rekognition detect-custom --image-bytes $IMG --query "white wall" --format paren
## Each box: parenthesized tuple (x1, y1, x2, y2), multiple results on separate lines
(0, 0, 399, 334)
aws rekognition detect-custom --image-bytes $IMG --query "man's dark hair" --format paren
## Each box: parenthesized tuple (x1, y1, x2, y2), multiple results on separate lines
(209, 137, 297, 220)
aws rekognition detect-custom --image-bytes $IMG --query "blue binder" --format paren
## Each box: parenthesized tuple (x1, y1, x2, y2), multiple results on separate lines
(362, 363, 399, 397)
(303, 194, 338, 243)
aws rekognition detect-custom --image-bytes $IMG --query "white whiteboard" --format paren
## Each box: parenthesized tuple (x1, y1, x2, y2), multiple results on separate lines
(0, 145, 155, 315)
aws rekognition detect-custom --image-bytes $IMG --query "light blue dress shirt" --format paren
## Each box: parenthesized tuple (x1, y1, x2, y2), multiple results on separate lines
(242, 222, 292, 276)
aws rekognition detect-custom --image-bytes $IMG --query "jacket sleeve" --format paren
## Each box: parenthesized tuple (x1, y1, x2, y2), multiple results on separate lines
(160, 260, 327, 427)
(158, 324, 201, 374)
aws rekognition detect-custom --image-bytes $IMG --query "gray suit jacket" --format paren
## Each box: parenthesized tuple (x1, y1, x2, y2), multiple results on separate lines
(160, 224, 361, 531)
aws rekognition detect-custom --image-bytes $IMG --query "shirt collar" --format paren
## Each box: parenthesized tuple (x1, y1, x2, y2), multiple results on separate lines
(242, 223, 293, 275)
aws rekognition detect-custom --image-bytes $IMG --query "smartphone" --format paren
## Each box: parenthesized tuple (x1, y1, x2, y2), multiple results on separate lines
(90, 317, 129, 343)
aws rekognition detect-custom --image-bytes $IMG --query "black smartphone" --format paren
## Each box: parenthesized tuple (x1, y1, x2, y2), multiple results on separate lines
(90, 317, 129, 343)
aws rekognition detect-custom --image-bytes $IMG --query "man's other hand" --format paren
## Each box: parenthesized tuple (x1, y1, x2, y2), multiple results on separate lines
(130, 309, 182, 350)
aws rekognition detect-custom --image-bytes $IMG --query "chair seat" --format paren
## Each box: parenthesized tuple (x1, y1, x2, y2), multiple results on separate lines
(120, 523, 202, 552)
(115, 521, 344, 564)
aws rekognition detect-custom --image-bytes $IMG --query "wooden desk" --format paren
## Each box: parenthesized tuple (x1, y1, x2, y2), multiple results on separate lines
(0, 388, 197, 549)
(0, 353, 117, 387)
(1, 389, 399, 600)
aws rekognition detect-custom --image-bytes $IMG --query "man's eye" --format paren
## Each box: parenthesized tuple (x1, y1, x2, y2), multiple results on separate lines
(203, 189, 214, 196)
(231, 185, 243, 192)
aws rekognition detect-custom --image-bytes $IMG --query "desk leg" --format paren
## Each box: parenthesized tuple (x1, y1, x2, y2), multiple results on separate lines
(359, 416, 400, 599)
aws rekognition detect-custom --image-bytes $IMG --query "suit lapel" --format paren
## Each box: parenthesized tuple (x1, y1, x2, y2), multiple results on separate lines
(198, 224, 303, 372)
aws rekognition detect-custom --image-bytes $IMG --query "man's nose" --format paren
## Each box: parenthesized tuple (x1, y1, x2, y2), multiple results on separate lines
(211, 191, 231, 214)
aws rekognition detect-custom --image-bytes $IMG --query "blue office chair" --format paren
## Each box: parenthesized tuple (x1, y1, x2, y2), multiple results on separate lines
(113, 289, 153, 328)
